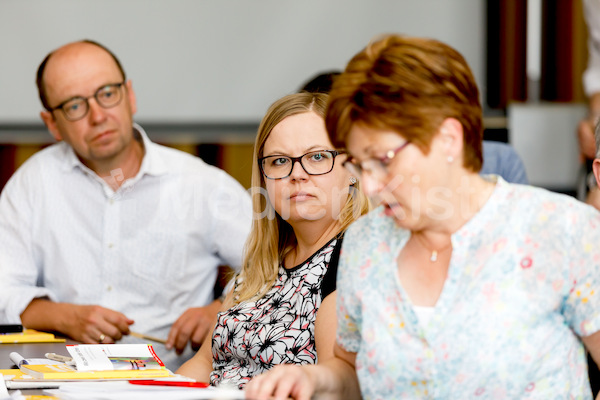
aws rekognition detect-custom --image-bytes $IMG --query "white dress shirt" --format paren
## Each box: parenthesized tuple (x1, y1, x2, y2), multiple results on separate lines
(0, 124, 252, 369)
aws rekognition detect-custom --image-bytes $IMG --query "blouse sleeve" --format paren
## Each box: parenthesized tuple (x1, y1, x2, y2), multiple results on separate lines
(562, 204, 600, 337)
(335, 223, 365, 353)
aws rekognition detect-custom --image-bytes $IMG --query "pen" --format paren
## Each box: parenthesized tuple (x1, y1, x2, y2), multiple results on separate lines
(128, 379, 209, 388)
(129, 331, 167, 344)
(45, 353, 73, 363)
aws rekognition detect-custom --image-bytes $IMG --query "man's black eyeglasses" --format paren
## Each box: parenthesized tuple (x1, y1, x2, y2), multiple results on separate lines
(48, 82, 125, 121)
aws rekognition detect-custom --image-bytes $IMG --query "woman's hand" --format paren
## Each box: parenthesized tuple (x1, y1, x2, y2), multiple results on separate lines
(245, 364, 317, 400)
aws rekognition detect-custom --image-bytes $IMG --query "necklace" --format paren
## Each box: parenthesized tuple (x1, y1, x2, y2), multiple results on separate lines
(413, 233, 452, 262)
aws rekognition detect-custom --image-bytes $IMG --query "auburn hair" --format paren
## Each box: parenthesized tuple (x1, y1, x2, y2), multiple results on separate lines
(326, 34, 483, 172)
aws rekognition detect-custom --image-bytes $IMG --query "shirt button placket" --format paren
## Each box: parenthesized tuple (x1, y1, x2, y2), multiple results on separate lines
(103, 194, 120, 305)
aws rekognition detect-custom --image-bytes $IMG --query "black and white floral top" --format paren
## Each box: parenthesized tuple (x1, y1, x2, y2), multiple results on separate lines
(209, 236, 342, 388)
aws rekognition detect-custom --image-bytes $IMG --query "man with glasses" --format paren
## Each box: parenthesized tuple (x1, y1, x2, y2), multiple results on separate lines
(0, 40, 252, 369)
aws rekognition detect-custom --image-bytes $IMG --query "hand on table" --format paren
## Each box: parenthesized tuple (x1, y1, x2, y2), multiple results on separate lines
(245, 364, 316, 400)
(166, 300, 221, 354)
(65, 304, 134, 344)
(20, 299, 134, 344)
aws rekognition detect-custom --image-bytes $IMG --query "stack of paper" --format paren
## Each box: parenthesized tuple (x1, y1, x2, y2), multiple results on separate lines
(0, 369, 61, 390)
(19, 363, 172, 380)
(17, 344, 173, 380)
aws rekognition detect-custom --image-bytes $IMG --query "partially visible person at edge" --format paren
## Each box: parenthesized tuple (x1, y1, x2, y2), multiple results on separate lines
(246, 34, 600, 400)
(176, 92, 370, 388)
(578, 0, 600, 208)
(0, 40, 251, 369)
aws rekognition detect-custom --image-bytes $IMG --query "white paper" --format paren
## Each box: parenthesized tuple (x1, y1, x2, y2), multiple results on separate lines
(0, 374, 9, 399)
(67, 344, 164, 372)
(45, 381, 245, 400)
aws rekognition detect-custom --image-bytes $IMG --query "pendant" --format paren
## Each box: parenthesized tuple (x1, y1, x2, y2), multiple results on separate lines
(430, 250, 438, 262)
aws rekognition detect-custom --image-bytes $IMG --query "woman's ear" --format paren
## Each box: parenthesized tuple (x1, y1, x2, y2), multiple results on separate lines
(438, 117, 464, 159)
(593, 158, 600, 188)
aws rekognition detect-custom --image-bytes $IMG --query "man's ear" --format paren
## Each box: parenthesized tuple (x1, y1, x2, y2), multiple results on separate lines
(125, 79, 137, 115)
(40, 110, 62, 141)
(593, 158, 600, 188)
(438, 117, 463, 159)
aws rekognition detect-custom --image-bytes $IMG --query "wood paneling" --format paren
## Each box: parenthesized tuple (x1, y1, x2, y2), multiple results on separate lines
(486, 0, 528, 108)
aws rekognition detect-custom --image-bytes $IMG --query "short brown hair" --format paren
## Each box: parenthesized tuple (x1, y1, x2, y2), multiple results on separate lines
(326, 34, 483, 172)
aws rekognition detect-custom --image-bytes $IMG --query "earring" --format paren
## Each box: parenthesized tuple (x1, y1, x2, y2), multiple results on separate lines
(447, 156, 454, 163)
(349, 176, 357, 185)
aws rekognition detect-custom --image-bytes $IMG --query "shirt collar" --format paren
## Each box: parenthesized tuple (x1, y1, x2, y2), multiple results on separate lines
(133, 123, 169, 177)
(60, 122, 169, 178)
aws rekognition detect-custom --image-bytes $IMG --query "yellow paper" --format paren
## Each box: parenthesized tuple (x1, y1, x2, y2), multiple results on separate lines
(20, 363, 172, 380)
(0, 329, 65, 344)
(24, 397, 58, 400)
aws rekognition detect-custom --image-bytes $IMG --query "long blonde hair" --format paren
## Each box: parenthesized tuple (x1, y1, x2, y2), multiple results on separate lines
(233, 92, 370, 304)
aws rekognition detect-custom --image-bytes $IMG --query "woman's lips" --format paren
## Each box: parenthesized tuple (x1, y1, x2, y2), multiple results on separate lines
(290, 192, 315, 201)
(382, 201, 401, 216)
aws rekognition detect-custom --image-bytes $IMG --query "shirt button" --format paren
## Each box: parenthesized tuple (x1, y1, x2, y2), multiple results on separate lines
(106, 286, 113, 292)
(109, 199, 115, 205)
(108, 243, 114, 249)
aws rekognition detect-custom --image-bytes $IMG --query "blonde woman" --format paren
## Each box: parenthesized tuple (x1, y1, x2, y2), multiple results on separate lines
(176, 92, 369, 388)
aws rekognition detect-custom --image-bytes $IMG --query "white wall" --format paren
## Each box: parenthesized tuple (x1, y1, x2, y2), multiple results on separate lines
(509, 103, 586, 191)
(0, 0, 485, 125)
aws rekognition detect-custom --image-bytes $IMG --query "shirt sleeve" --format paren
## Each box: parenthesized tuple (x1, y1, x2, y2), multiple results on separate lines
(206, 169, 252, 272)
(481, 141, 528, 185)
(336, 221, 364, 353)
(583, 0, 600, 96)
(502, 147, 528, 185)
(562, 203, 600, 337)
(0, 162, 54, 323)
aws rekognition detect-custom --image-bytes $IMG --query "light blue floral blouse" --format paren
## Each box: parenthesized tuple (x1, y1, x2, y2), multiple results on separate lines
(337, 177, 600, 399)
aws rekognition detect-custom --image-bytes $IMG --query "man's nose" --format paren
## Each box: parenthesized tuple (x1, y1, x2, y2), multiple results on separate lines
(87, 98, 108, 124)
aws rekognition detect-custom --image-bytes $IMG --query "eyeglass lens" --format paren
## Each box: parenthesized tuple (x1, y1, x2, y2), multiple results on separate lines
(60, 83, 123, 121)
(343, 142, 409, 179)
